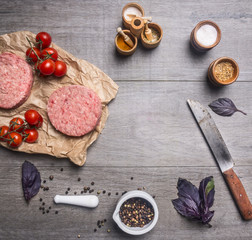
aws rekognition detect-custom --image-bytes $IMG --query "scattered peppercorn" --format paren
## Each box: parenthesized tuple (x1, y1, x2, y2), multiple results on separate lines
(98, 225, 101, 228)
(103, 190, 106, 194)
(43, 180, 46, 184)
(55, 211, 58, 214)
(43, 211, 45, 214)
(46, 210, 49, 213)
(40, 198, 43, 202)
(39, 207, 42, 210)
(104, 219, 107, 222)
(87, 187, 90, 190)
(91, 182, 94, 185)
(60, 168, 63, 171)
(116, 192, 119, 195)
(49, 206, 51, 209)
(94, 229, 97, 232)
(65, 191, 68, 194)
(131, 177, 133, 180)
(67, 187, 70, 191)
(108, 192, 111, 196)
(97, 220, 100, 226)
(49, 175, 54, 180)
(81, 191, 84, 194)
(78, 177, 81, 181)
(84, 186, 87, 190)
(42, 202, 45, 206)
(152, 195, 156, 199)
(74, 192, 77, 195)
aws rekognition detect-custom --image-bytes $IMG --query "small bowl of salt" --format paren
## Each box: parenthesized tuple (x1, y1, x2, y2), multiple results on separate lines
(190, 20, 221, 52)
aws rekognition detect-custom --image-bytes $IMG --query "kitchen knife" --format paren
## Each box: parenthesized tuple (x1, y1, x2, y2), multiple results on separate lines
(187, 99, 252, 220)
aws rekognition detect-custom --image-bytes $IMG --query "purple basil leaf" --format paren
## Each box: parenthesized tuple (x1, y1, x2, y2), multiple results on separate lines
(22, 161, 41, 201)
(172, 197, 201, 219)
(177, 178, 201, 206)
(199, 176, 215, 209)
(172, 177, 215, 225)
(172, 178, 201, 219)
(209, 98, 246, 117)
(201, 210, 214, 224)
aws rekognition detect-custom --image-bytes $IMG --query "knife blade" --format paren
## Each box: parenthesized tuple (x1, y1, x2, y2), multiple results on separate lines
(187, 99, 252, 220)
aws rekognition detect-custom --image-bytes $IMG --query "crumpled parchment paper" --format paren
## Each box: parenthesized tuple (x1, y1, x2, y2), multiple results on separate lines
(0, 31, 118, 166)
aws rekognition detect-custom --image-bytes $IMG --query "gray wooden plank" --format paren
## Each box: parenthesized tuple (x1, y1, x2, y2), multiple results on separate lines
(0, 0, 251, 81)
(0, 166, 251, 240)
(0, 81, 251, 167)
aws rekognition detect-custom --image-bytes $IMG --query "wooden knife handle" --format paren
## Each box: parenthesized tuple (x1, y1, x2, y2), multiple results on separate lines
(223, 168, 252, 220)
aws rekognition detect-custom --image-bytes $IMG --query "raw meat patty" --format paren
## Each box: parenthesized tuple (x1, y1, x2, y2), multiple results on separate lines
(47, 85, 102, 136)
(0, 52, 33, 109)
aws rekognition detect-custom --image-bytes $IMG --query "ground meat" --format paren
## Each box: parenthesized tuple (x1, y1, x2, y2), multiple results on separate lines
(0, 52, 33, 109)
(47, 85, 102, 136)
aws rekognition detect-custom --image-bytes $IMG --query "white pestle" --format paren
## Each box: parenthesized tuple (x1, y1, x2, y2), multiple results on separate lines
(54, 195, 99, 208)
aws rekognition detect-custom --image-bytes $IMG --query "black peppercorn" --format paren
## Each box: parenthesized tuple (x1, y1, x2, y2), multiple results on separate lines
(55, 211, 58, 214)
(91, 182, 94, 185)
(60, 168, 63, 171)
(78, 177, 81, 181)
(49, 175, 54, 180)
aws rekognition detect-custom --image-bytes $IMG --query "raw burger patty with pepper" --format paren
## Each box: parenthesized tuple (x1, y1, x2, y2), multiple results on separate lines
(47, 85, 102, 136)
(0, 52, 33, 109)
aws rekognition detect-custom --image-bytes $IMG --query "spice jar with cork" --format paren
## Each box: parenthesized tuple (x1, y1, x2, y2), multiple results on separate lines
(190, 20, 221, 52)
(208, 57, 239, 86)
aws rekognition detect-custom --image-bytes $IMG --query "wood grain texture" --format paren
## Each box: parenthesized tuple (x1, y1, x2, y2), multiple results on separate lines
(223, 168, 252, 220)
(0, 166, 252, 240)
(0, 0, 252, 81)
(0, 0, 252, 239)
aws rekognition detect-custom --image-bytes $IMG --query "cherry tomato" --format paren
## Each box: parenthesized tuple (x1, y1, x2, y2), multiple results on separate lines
(25, 110, 43, 127)
(23, 128, 38, 143)
(41, 47, 58, 61)
(9, 117, 25, 132)
(0, 126, 9, 141)
(7, 132, 23, 148)
(26, 47, 41, 63)
(39, 59, 55, 75)
(54, 61, 67, 77)
(36, 32, 52, 49)
(35, 115, 43, 128)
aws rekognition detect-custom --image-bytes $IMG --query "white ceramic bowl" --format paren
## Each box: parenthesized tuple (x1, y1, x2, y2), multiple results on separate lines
(113, 190, 159, 235)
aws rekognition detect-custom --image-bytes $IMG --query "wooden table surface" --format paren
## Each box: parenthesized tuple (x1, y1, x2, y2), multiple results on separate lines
(1, 0, 252, 239)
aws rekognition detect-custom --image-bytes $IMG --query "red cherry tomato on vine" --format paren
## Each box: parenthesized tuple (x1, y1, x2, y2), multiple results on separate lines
(35, 115, 43, 128)
(36, 32, 52, 49)
(7, 132, 23, 148)
(9, 117, 24, 132)
(25, 110, 43, 127)
(26, 47, 41, 63)
(41, 47, 58, 61)
(54, 61, 67, 77)
(39, 59, 55, 76)
(23, 128, 38, 143)
(0, 126, 9, 141)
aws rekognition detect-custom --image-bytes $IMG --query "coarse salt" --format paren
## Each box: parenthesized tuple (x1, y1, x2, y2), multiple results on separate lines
(124, 7, 142, 21)
(196, 24, 217, 47)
